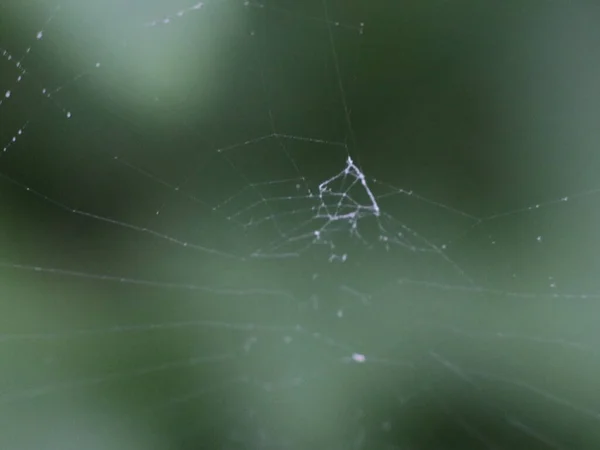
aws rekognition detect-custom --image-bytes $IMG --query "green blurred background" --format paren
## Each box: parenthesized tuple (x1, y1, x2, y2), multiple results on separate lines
(2, 0, 600, 448)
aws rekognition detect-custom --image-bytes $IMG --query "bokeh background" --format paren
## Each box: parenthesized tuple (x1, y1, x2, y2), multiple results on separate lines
(2, 0, 600, 449)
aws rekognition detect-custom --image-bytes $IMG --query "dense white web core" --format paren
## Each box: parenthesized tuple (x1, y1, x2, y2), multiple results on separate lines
(1, 1, 600, 449)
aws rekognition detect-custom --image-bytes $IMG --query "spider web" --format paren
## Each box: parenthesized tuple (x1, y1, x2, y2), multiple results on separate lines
(1, 1, 600, 449)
